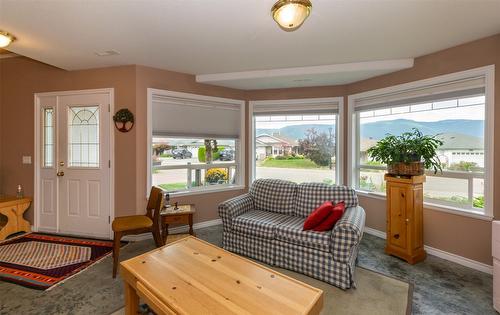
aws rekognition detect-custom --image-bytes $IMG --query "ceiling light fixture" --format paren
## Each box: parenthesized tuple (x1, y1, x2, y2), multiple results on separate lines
(0, 31, 16, 48)
(271, 0, 312, 32)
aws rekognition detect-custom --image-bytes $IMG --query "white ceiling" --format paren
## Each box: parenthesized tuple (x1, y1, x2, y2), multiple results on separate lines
(1, 0, 500, 89)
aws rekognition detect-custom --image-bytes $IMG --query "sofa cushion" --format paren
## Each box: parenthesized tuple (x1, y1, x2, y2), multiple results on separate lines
(249, 179, 297, 215)
(303, 201, 334, 230)
(232, 210, 289, 240)
(275, 216, 331, 252)
(313, 201, 345, 231)
(295, 183, 358, 217)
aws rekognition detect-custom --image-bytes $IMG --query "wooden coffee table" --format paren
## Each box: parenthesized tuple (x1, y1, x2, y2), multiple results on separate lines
(120, 236, 323, 315)
(160, 204, 195, 245)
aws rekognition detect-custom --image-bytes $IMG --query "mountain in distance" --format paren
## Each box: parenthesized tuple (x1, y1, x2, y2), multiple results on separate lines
(360, 119, 484, 140)
(256, 119, 484, 141)
(257, 124, 335, 140)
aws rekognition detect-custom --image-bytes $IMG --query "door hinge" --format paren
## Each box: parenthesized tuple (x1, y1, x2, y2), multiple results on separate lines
(108, 104, 110, 112)
(108, 160, 111, 168)
(108, 216, 111, 224)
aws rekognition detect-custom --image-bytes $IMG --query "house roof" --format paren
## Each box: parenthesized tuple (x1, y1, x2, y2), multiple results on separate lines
(255, 134, 297, 146)
(435, 133, 483, 150)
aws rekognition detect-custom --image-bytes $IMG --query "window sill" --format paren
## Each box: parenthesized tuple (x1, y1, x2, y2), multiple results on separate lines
(355, 190, 493, 222)
(167, 185, 246, 198)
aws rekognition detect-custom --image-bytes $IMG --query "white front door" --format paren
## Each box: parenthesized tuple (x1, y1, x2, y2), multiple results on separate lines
(37, 91, 112, 239)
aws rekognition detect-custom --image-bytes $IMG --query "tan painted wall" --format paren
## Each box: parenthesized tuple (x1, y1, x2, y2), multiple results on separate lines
(343, 34, 500, 265)
(134, 66, 247, 223)
(0, 57, 138, 220)
(0, 60, 249, 225)
(1, 34, 499, 265)
(245, 34, 500, 265)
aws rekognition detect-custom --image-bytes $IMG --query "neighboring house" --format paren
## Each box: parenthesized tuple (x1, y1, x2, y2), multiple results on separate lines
(359, 137, 379, 163)
(435, 133, 484, 168)
(255, 133, 299, 160)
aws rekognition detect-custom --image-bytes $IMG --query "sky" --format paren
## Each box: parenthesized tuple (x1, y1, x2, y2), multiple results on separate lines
(255, 115, 336, 129)
(360, 97, 485, 123)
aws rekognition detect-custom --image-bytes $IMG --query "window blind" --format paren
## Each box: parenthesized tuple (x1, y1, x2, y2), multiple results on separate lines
(353, 76, 485, 112)
(152, 95, 241, 138)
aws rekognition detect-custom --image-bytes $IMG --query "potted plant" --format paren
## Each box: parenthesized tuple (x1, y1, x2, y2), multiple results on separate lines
(366, 128, 443, 176)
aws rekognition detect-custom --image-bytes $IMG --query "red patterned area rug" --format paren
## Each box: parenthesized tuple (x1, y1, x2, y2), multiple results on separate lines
(0, 233, 122, 290)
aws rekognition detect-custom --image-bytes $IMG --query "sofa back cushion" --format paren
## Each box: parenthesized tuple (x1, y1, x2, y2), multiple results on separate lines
(295, 183, 358, 217)
(250, 179, 297, 215)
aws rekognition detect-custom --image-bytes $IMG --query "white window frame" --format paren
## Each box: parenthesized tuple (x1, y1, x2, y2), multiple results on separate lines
(347, 65, 495, 220)
(249, 97, 344, 186)
(147, 88, 246, 197)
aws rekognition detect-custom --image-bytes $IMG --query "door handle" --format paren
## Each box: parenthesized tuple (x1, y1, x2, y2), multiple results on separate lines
(56, 171, 65, 177)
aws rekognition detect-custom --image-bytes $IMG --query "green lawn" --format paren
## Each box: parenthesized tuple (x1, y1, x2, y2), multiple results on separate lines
(258, 158, 321, 169)
(158, 183, 187, 191)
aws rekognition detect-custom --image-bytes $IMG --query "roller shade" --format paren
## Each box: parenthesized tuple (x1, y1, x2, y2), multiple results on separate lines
(152, 94, 242, 138)
(353, 76, 485, 111)
(252, 98, 340, 116)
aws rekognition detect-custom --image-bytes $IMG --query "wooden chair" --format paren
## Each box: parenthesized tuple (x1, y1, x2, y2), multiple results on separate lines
(112, 186, 164, 278)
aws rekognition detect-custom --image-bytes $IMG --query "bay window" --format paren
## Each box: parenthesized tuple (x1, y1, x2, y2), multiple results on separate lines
(147, 89, 245, 195)
(348, 66, 494, 217)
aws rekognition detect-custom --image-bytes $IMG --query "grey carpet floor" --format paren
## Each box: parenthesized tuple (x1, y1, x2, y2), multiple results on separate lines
(0, 225, 494, 315)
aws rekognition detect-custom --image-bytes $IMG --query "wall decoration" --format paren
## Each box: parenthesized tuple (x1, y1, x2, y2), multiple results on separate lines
(113, 108, 134, 132)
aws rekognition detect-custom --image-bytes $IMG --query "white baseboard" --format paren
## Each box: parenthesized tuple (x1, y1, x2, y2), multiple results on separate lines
(363, 227, 493, 274)
(122, 218, 222, 242)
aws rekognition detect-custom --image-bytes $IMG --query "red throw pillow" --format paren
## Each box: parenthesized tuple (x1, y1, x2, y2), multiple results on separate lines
(313, 201, 346, 232)
(303, 201, 334, 230)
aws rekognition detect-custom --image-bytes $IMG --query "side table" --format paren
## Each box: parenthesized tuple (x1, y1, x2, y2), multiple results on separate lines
(0, 196, 32, 240)
(160, 204, 195, 245)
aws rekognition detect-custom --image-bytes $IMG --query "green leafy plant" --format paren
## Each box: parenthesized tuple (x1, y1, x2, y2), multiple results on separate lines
(448, 161, 479, 172)
(367, 128, 444, 174)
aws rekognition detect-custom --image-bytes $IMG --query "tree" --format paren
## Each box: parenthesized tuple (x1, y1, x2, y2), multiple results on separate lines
(298, 128, 334, 167)
(152, 144, 170, 156)
(204, 139, 219, 164)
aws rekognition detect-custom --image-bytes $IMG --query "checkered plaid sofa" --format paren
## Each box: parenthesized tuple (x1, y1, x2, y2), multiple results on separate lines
(218, 178, 366, 289)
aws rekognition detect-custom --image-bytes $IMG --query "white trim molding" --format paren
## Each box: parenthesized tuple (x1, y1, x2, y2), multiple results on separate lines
(347, 65, 495, 219)
(248, 97, 344, 186)
(123, 218, 222, 242)
(364, 227, 493, 274)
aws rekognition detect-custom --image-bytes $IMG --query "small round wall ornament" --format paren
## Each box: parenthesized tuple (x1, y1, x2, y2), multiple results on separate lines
(113, 108, 134, 132)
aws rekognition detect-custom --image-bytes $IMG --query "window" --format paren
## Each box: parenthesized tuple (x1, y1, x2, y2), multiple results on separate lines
(147, 89, 245, 195)
(42, 107, 55, 168)
(152, 137, 238, 192)
(349, 66, 494, 217)
(68, 106, 99, 168)
(250, 98, 342, 185)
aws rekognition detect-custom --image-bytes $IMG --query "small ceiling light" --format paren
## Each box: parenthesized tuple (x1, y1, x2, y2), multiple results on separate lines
(271, 0, 312, 32)
(0, 31, 16, 48)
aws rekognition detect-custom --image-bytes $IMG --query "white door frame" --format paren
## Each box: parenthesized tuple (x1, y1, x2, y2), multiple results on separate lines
(34, 88, 115, 239)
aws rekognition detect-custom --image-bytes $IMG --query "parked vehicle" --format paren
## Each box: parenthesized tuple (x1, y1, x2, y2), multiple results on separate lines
(172, 148, 193, 159)
(219, 148, 235, 161)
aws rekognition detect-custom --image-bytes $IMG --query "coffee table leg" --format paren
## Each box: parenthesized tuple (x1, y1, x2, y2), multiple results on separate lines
(189, 214, 194, 236)
(124, 282, 139, 315)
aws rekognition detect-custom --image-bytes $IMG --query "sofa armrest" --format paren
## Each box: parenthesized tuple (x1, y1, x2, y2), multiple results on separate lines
(330, 206, 366, 263)
(218, 193, 254, 232)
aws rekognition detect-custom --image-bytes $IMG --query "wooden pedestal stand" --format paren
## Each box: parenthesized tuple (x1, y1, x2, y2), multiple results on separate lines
(384, 174, 426, 264)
